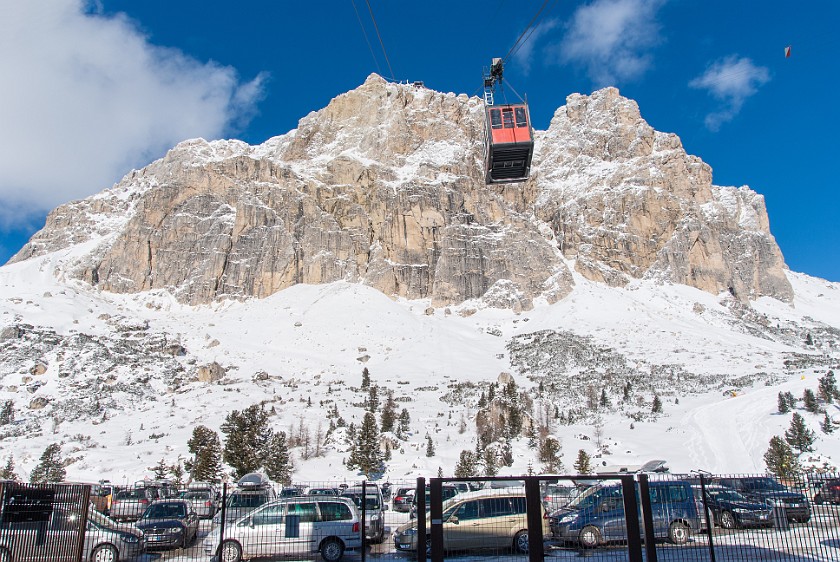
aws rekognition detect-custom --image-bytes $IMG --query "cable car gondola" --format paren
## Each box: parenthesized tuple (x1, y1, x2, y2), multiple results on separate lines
(482, 58, 534, 184)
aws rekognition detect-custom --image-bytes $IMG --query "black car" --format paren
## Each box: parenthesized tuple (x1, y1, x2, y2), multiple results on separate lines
(697, 485, 772, 529)
(715, 477, 810, 523)
(135, 499, 199, 549)
(814, 478, 840, 504)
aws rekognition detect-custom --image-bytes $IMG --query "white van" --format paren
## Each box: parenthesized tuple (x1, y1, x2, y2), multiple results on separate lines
(204, 496, 362, 562)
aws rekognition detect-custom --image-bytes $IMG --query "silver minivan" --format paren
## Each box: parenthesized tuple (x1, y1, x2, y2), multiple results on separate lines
(204, 497, 362, 562)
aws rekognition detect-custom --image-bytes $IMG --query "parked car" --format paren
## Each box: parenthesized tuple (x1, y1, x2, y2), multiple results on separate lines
(542, 483, 579, 511)
(307, 487, 341, 497)
(394, 487, 547, 555)
(203, 496, 362, 562)
(692, 484, 772, 529)
(180, 488, 218, 519)
(409, 484, 459, 519)
(280, 486, 304, 498)
(213, 473, 277, 526)
(391, 487, 415, 513)
(715, 477, 811, 523)
(135, 499, 199, 550)
(340, 485, 385, 543)
(110, 487, 156, 522)
(550, 480, 700, 547)
(0, 502, 143, 562)
(813, 478, 840, 505)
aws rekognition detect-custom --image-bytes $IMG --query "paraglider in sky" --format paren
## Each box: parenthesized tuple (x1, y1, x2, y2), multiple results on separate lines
(785, 45, 792, 58)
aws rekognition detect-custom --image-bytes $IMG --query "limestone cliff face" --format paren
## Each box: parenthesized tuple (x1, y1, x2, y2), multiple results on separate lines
(11, 76, 792, 307)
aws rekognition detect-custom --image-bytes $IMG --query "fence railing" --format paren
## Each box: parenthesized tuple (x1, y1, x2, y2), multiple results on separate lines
(1, 473, 838, 561)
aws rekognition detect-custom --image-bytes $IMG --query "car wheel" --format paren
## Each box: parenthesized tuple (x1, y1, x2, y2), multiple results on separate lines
(719, 511, 737, 530)
(320, 539, 344, 562)
(218, 540, 242, 562)
(513, 530, 529, 554)
(90, 544, 118, 562)
(668, 521, 690, 545)
(579, 526, 602, 548)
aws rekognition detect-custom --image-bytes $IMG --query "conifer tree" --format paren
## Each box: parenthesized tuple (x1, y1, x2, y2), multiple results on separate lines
(777, 392, 791, 414)
(482, 448, 498, 477)
(221, 404, 272, 479)
(821, 412, 835, 434)
(425, 434, 435, 457)
(346, 412, 383, 477)
(30, 443, 66, 483)
(0, 399, 14, 425)
(783, 391, 796, 410)
(600, 389, 610, 409)
(187, 425, 222, 483)
(651, 394, 663, 414)
(454, 450, 478, 478)
(764, 436, 800, 479)
(150, 458, 169, 479)
(819, 370, 838, 404)
(0, 456, 18, 480)
(361, 367, 371, 389)
(539, 436, 565, 473)
(803, 389, 820, 414)
(366, 385, 379, 413)
(380, 392, 397, 433)
(398, 408, 411, 436)
(622, 382, 632, 402)
(573, 449, 592, 474)
(784, 412, 816, 453)
(437, 466, 443, 478)
(264, 432, 293, 485)
(170, 459, 185, 488)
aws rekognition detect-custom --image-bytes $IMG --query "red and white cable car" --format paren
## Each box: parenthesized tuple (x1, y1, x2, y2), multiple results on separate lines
(482, 58, 534, 184)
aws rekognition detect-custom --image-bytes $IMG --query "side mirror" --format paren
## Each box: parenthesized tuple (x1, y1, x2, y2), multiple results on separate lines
(248, 517, 255, 528)
(448, 516, 459, 525)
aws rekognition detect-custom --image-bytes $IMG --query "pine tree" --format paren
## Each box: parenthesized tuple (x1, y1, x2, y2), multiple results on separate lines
(220, 404, 272, 479)
(651, 394, 663, 414)
(264, 432, 293, 485)
(482, 448, 498, 477)
(622, 382, 632, 402)
(539, 436, 564, 473)
(784, 412, 816, 453)
(366, 385, 379, 413)
(170, 460, 185, 488)
(425, 435, 435, 457)
(150, 458, 169, 479)
(30, 443, 66, 483)
(805, 332, 814, 346)
(398, 408, 411, 436)
(777, 392, 791, 414)
(361, 367, 371, 389)
(821, 412, 835, 434)
(599, 389, 610, 409)
(0, 399, 14, 425)
(803, 389, 820, 414)
(380, 392, 397, 433)
(573, 449, 592, 474)
(819, 371, 838, 404)
(346, 412, 383, 478)
(764, 436, 800, 479)
(0, 456, 18, 480)
(454, 450, 478, 478)
(187, 425, 222, 482)
(783, 391, 796, 410)
(437, 466, 443, 478)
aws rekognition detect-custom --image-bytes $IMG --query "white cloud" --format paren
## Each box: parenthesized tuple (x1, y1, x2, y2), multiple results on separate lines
(512, 19, 560, 76)
(554, 0, 665, 86)
(0, 0, 266, 228)
(689, 56, 770, 131)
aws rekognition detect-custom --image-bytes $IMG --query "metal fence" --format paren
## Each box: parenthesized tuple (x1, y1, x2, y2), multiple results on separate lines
(1, 473, 838, 562)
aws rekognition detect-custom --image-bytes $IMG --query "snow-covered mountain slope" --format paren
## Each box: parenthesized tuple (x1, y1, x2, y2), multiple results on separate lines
(1, 244, 837, 483)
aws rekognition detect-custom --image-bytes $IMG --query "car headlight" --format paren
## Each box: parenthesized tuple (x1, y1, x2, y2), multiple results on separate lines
(403, 528, 417, 536)
(121, 534, 139, 544)
(558, 514, 577, 524)
(371, 514, 380, 521)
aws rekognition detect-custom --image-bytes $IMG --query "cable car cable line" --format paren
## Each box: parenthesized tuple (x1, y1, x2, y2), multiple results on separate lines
(349, 0, 382, 77)
(364, 0, 396, 80)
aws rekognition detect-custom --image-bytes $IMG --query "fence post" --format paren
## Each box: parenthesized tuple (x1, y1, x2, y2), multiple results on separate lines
(416, 477, 426, 562)
(361, 481, 367, 562)
(429, 478, 444, 562)
(218, 482, 227, 559)
(634, 474, 657, 562)
(524, 476, 544, 562)
(699, 474, 716, 562)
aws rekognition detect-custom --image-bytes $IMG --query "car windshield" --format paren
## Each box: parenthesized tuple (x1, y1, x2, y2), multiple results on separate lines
(745, 478, 786, 492)
(88, 510, 122, 530)
(228, 494, 269, 508)
(143, 503, 186, 519)
(709, 489, 748, 502)
(567, 486, 621, 510)
(343, 494, 380, 510)
(181, 491, 209, 500)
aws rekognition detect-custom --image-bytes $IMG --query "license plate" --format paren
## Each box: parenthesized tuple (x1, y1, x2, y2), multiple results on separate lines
(789, 503, 800, 508)
(149, 535, 164, 541)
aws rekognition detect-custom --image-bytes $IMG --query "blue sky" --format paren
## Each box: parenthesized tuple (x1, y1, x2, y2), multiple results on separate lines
(1, 0, 838, 282)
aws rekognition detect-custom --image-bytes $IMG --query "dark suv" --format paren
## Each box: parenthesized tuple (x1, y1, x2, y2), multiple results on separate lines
(715, 477, 810, 523)
(814, 478, 840, 504)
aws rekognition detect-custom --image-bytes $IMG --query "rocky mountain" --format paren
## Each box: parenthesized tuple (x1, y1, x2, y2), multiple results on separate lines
(11, 75, 791, 309)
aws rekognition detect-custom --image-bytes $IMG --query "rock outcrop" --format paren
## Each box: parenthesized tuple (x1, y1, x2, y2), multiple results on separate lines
(11, 76, 792, 307)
